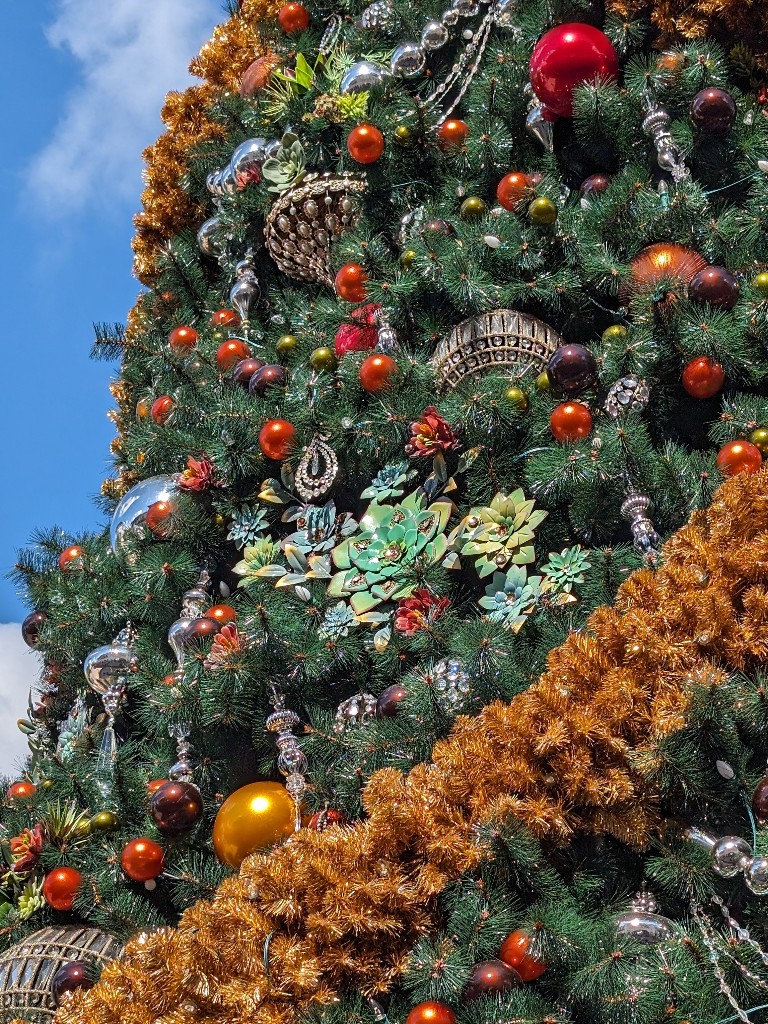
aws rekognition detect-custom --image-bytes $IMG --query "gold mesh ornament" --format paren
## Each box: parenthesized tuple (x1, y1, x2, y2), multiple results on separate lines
(0, 926, 122, 1019)
(264, 172, 365, 286)
(432, 309, 563, 390)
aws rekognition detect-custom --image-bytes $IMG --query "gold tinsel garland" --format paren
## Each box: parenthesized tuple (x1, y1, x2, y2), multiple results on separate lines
(53, 468, 768, 1024)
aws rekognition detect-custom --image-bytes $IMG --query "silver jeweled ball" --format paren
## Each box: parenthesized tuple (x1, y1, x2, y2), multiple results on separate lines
(219, 164, 238, 196)
(452, 0, 479, 15)
(604, 375, 650, 418)
(340, 61, 390, 94)
(432, 658, 471, 711)
(421, 19, 450, 49)
(197, 216, 221, 256)
(110, 474, 179, 563)
(746, 857, 768, 895)
(391, 41, 426, 78)
(333, 693, 377, 733)
(712, 835, 751, 877)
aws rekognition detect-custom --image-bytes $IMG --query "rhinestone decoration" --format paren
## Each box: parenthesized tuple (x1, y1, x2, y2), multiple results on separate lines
(604, 375, 650, 418)
(294, 436, 340, 502)
(431, 657, 471, 711)
(333, 692, 377, 733)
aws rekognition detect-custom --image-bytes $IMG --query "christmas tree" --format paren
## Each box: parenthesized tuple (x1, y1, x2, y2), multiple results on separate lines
(6, 0, 768, 1021)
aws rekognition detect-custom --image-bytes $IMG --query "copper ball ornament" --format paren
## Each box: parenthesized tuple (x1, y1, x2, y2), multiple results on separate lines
(405, 1003, 456, 1024)
(168, 325, 198, 351)
(43, 867, 82, 912)
(308, 808, 349, 831)
(121, 838, 164, 882)
(232, 358, 266, 387)
(497, 173, 532, 211)
(376, 684, 408, 718)
(259, 419, 297, 460)
(150, 781, 204, 836)
(690, 87, 736, 134)
(250, 364, 287, 396)
(499, 929, 548, 981)
(688, 265, 740, 310)
(716, 439, 763, 476)
(550, 402, 593, 442)
(629, 242, 707, 298)
(52, 961, 93, 1006)
(335, 263, 368, 302)
(681, 356, 725, 399)
(464, 959, 521, 1000)
(753, 777, 768, 823)
(547, 344, 597, 394)
(347, 123, 385, 164)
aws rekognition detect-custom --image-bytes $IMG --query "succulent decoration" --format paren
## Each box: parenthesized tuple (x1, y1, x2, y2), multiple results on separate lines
(262, 133, 308, 195)
(449, 489, 548, 577)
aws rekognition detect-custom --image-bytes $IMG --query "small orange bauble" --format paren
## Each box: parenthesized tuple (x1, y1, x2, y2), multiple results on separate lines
(7, 780, 36, 800)
(204, 604, 237, 625)
(135, 398, 151, 420)
(42, 866, 82, 911)
(278, 2, 310, 33)
(210, 309, 240, 328)
(59, 546, 84, 570)
(681, 356, 725, 399)
(405, 1003, 456, 1024)
(628, 243, 707, 295)
(716, 439, 763, 476)
(550, 402, 593, 442)
(121, 838, 165, 882)
(499, 929, 548, 982)
(359, 353, 397, 393)
(437, 119, 468, 148)
(168, 325, 198, 351)
(145, 500, 174, 536)
(259, 419, 297, 460)
(347, 123, 385, 164)
(335, 263, 368, 303)
(150, 396, 175, 425)
(147, 779, 169, 794)
(217, 339, 251, 371)
(497, 172, 532, 211)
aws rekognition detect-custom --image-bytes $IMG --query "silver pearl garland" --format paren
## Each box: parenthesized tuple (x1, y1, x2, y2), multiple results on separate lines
(686, 826, 768, 895)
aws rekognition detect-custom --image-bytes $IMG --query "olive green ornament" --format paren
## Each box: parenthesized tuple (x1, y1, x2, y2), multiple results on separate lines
(394, 125, 414, 146)
(276, 334, 298, 358)
(460, 196, 487, 220)
(309, 346, 338, 372)
(750, 427, 768, 454)
(504, 385, 530, 412)
(535, 369, 552, 391)
(602, 324, 629, 344)
(400, 249, 417, 270)
(752, 272, 768, 298)
(90, 810, 120, 833)
(528, 196, 557, 226)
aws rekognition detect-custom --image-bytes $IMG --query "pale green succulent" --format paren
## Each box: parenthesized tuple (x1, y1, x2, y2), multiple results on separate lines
(263, 133, 307, 195)
(541, 546, 591, 593)
(17, 879, 44, 921)
(318, 601, 358, 640)
(450, 489, 548, 578)
(233, 539, 282, 586)
(360, 461, 417, 502)
(479, 567, 542, 630)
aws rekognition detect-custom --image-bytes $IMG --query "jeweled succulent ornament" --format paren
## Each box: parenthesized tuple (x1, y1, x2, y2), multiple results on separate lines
(604, 375, 650, 418)
(318, 601, 358, 640)
(283, 500, 357, 555)
(540, 546, 590, 595)
(262, 133, 307, 195)
(361, 461, 418, 502)
(333, 692, 377, 733)
(109, 474, 179, 563)
(227, 505, 270, 549)
(430, 658, 471, 711)
(479, 566, 542, 629)
(450, 490, 547, 578)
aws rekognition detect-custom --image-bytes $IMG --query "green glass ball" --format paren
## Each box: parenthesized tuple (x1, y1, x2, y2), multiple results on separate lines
(400, 250, 417, 270)
(309, 346, 338, 372)
(460, 196, 487, 221)
(394, 125, 414, 146)
(535, 370, 552, 392)
(505, 385, 529, 412)
(750, 427, 768, 454)
(275, 334, 298, 358)
(528, 196, 557, 226)
(752, 272, 768, 298)
(90, 810, 120, 833)
(602, 324, 629, 344)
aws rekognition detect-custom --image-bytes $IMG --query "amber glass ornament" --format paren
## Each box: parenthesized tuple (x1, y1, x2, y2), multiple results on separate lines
(749, 428, 768, 455)
(7, 780, 36, 800)
(210, 309, 240, 328)
(335, 263, 368, 302)
(496, 172, 531, 211)
(58, 546, 84, 570)
(464, 960, 521, 1000)
(360, 353, 397, 393)
(168, 325, 198, 351)
(528, 196, 558, 225)
(212, 781, 295, 868)
(688, 265, 740, 310)
(21, 611, 47, 648)
(437, 118, 468, 148)
(147, 779, 168, 795)
(121, 838, 164, 881)
(145, 500, 174, 536)
(629, 243, 707, 299)
(250, 364, 288, 396)
(499, 929, 548, 981)
(347, 124, 385, 164)
(217, 339, 251, 371)
(753, 777, 768, 823)
(150, 781, 204, 837)
(376, 684, 408, 718)
(579, 173, 611, 197)
(150, 396, 175, 425)
(90, 810, 119, 833)
(716, 439, 763, 476)
(232, 358, 266, 388)
(405, 1003, 456, 1024)
(690, 87, 736, 134)
(52, 961, 93, 1005)
(205, 604, 237, 625)
(550, 402, 593, 442)
(259, 419, 297, 460)
(309, 347, 338, 372)
(681, 356, 725, 399)
(308, 808, 349, 831)
(278, 2, 310, 33)
(43, 867, 82, 911)
(752, 272, 768, 297)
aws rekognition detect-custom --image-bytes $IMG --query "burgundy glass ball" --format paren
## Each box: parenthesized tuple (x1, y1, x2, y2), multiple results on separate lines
(688, 265, 740, 310)
(183, 617, 222, 645)
(232, 357, 266, 387)
(753, 777, 768, 824)
(21, 610, 47, 648)
(376, 684, 408, 718)
(579, 173, 611, 197)
(150, 780, 204, 836)
(52, 961, 93, 1006)
(547, 343, 597, 393)
(690, 87, 737, 134)
(464, 960, 521, 1000)
(424, 219, 455, 236)
(250, 363, 288, 396)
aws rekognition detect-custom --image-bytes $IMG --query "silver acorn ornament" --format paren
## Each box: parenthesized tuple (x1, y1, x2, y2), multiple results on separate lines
(167, 577, 211, 672)
(526, 104, 554, 152)
(83, 627, 138, 697)
(340, 61, 389, 94)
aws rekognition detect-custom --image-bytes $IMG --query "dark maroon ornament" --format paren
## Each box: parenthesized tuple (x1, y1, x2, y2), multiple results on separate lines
(52, 961, 94, 1006)
(183, 617, 222, 645)
(688, 265, 740, 310)
(547, 343, 597, 393)
(690, 87, 737, 134)
(424, 219, 455, 236)
(232, 357, 266, 387)
(150, 780, 204, 836)
(753, 777, 768, 824)
(464, 960, 521, 1000)
(376, 684, 408, 718)
(21, 610, 47, 648)
(308, 808, 349, 831)
(579, 173, 611, 198)
(250, 364, 288, 396)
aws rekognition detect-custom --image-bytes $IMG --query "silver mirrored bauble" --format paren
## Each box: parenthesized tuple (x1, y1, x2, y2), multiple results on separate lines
(440, 8, 460, 27)
(494, 0, 518, 27)
(231, 138, 267, 184)
(84, 638, 138, 696)
(421, 19, 450, 49)
(264, 138, 282, 160)
(220, 164, 238, 196)
(197, 216, 222, 256)
(110, 475, 179, 562)
(390, 41, 426, 78)
(229, 275, 260, 320)
(615, 890, 672, 944)
(340, 61, 390, 94)
(712, 836, 751, 877)
(206, 170, 222, 195)
(746, 857, 768, 895)
(526, 105, 554, 152)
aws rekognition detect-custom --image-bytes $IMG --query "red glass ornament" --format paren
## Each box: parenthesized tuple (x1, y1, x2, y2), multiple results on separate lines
(210, 309, 240, 328)
(529, 23, 619, 117)
(7, 780, 36, 800)
(550, 402, 593, 442)
(347, 124, 385, 164)
(240, 54, 279, 98)
(161, 674, 177, 687)
(499, 929, 548, 982)
(217, 339, 251, 371)
(22, 611, 47, 648)
(151, 396, 175, 425)
(145, 500, 174, 536)
(579, 173, 611, 197)
(147, 779, 169, 795)
(464, 960, 521, 1000)
(250, 364, 288, 395)
(42, 866, 82, 911)
(360, 353, 397, 393)
(753, 777, 768, 823)
(308, 808, 349, 832)
(259, 419, 297, 460)
(497, 172, 532, 211)
(405, 1004, 456, 1024)
(278, 2, 310, 33)
(376, 684, 408, 718)
(121, 837, 165, 882)
(232, 357, 266, 387)
(205, 604, 237, 625)
(58, 546, 84, 570)
(437, 119, 468, 148)
(547, 344, 597, 394)
(681, 356, 725, 399)
(150, 781, 204, 836)
(716, 439, 763, 477)
(335, 303, 381, 357)
(52, 961, 93, 1006)
(183, 617, 222, 643)
(168, 325, 198, 351)
(335, 263, 368, 303)
(688, 265, 740, 310)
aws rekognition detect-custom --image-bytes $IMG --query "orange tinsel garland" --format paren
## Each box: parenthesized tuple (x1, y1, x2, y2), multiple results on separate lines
(54, 468, 768, 1024)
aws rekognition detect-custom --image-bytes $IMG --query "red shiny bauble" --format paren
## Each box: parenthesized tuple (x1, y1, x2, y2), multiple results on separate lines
(151, 396, 175, 425)
(210, 309, 240, 328)
(259, 419, 297, 460)
(308, 808, 349, 832)
(205, 604, 237, 625)
(22, 610, 47, 648)
(550, 402, 593, 442)
(145, 500, 174, 536)
(43, 866, 82, 911)
(347, 124, 385, 164)
(150, 781, 204, 837)
(579, 173, 611, 197)
(359, 353, 397, 393)
(335, 263, 368, 303)
(497, 172, 532, 212)
(169, 325, 198, 351)
(716, 439, 763, 477)
(121, 837, 165, 881)
(278, 2, 310, 33)
(217, 339, 251, 371)
(250, 363, 288, 396)
(499, 929, 548, 982)
(240, 54, 279, 98)
(529, 23, 619, 117)
(690, 87, 736, 134)
(437, 119, 469, 149)
(7, 780, 36, 800)
(464, 959, 521, 1000)
(405, 1003, 456, 1024)
(376, 684, 408, 718)
(681, 356, 725, 399)
(232, 357, 266, 388)
(58, 546, 84, 570)
(52, 961, 93, 1006)
(147, 779, 169, 795)
(688, 265, 740, 310)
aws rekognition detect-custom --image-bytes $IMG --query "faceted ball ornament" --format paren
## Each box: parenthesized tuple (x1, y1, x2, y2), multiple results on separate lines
(405, 1003, 456, 1024)
(52, 961, 92, 1006)
(711, 835, 751, 876)
(259, 419, 297, 460)
(347, 123, 385, 164)
(360, 353, 397, 393)
(213, 781, 295, 868)
(550, 402, 593, 442)
(376, 684, 408, 718)
(499, 930, 547, 981)
(529, 23, 619, 117)
(681, 356, 725, 399)
(528, 197, 558, 225)
(278, 2, 310, 33)
(150, 781, 204, 837)
(437, 119, 468, 148)
(464, 959, 521, 1000)
(690, 87, 736, 134)
(335, 263, 368, 302)
(688, 265, 740, 310)
(497, 172, 531, 211)
(216, 339, 251, 371)
(547, 344, 597, 393)
(22, 611, 47, 648)
(250, 364, 287, 396)
(121, 838, 164, 882)
(43, 867, 82, 912)
(716, 440, 763, 477)
(168, 325, 198, 351)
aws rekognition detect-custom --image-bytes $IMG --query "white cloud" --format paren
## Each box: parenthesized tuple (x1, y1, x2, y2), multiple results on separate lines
(0, 626, 40, 778)
(26, 0, 220, 213)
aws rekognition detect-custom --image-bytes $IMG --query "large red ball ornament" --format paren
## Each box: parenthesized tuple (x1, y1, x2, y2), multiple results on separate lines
(169, 325, 198, 351)
(499, 929, 548, 982)
(52, 961, 93, 1006)
(550, 402, 593, 442)
(259, 419, 297, 460)
(150, 781, 204, 836)
(497, 172, 531, 212)
(217, 339, 251, 371)
(437, 119, 468, 149)
(681, 356, 725, 399)
(529, 23, 619, 117)
(121, 837, 165, 881)
(716, 440, 763, 477)
(7, 780, 36, 800)
(43, 866, 82, 911)
(278, 2, 310, 33)
(59, 546, 84, 570)
(210, 309, 241, 328)
(151, 396, 175, 426)
(360, 353, 397, 393)
(347, 124, 385, 164)
(405, 1003, 456, 1024)
(335, 263, 368, 303)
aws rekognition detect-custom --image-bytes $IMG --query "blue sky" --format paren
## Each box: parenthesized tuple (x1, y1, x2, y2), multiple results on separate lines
(0, 0, 222, 771)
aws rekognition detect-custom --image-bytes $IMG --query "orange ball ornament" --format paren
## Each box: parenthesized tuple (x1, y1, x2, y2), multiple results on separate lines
(121, 837, 164, 882)
(347, 124, 385, 164)
(145, 500, 174, 536)
(437, 119, 468, 148)
(499, 929, 548, 982)
(278, 2, 310, 33)
(405, 1004, 456, 1024)
(204, 604, 237, 625)
(217, 339, 251, 371)
(42, 866, 82, 911)
(335, 263, 368, 303)
(259, 419, 297, 460)
(716, 439, 763, 477)
(550, 402, 593, 442)
(359, 353, 397, 393)
(681, 356, 725, 399)
(150, 396, 175, 425)
(168, 325, 198, 351)
(213, 781, 296, 868)
(210, 309, 240, 328)
(7, 780, 36, 800)
(59, 546, 84, 570)
(629, 243, 707, 297)
(147, 779, 169, 795)
(497, 172, 532, 211)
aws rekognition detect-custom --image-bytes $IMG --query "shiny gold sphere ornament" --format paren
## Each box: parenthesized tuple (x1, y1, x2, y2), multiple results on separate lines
(213, 781, 296, 868)
(752, 272, 768, 298)
(401, 249, 417, 270)
(276, 334, 298, 358)
(749, 428, 768, 455)
(602, 324, 629, 344)
(309, 346, 338, 372)
(394, 125, 414, 146)
(460, 196, 487, 220)
(504, 385, 530, 412)
(528, 196, 557, 226)
(536, 369, 552, 391)
(90, 810, 120, 833)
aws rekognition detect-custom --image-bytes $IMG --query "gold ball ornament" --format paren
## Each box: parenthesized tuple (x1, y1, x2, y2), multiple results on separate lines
(460, 196, 487, 221)
(750, 428, 768, 455)
(90, 810, 120, 833)
(504, 386, 530, 412)
(602, 324, 629, 344)
(528, 196, 558, 226)
(752, 272, 768, 298)
(394, 125, 414, 146)
(213, 781, 296, 868)
(401, 250, 417, 270)
(309, 346, 338, 372)
(535, 369, 552, 391)
(276, 334, 298, 358)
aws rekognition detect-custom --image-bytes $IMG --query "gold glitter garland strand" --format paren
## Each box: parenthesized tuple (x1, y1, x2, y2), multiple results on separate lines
(52, 468, 768, 1024)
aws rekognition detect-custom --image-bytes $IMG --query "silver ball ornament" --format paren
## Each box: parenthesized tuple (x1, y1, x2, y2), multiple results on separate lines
(231, 138, 267, 185)
(421, 19, 449, 50)
(745, 857, 768, 895)
(264, 138, 282, 160)
(206, 170, 222, 195)
(84, 638, 138, 696)
(197, 216, 222, 256)
(494, 0, 518, 27)
(452, 0, 479, 15)
(390, 41, 426, 78)
(712, 836, 752, 877)
(340, 61, 390, 94)
(440, 8, 460, 26)
(110, 475, 179, 563)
